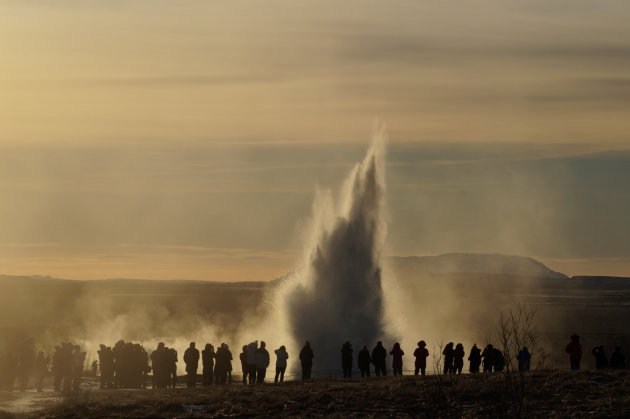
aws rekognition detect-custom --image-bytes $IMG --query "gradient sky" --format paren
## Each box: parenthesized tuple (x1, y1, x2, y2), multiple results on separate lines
(1, 1, 629, 280)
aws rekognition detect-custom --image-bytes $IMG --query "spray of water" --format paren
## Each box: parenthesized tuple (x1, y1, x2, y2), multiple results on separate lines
(257, 126, 391, 372)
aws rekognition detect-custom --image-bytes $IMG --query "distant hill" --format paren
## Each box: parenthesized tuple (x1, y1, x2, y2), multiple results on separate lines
(389, 253, 568, 280)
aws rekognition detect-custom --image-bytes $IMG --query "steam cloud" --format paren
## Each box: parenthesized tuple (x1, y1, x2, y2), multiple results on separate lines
(263, 126, 390, 370)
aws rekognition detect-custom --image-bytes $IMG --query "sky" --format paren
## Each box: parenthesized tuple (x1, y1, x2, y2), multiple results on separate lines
(1, 0, 629, 280)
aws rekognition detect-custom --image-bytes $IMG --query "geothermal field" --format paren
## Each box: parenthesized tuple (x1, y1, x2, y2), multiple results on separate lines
(1, 137, 629, 417)
(3, 3, 630, 416)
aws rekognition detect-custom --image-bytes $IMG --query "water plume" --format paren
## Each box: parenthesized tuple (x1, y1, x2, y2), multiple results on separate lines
(264, 126, 390, 371)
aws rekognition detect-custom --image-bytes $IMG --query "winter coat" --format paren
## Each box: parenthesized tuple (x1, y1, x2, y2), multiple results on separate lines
(275, 348, 289, 368)
(256, 348, 270, 369)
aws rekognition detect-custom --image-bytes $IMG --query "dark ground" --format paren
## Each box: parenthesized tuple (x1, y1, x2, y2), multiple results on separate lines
(1, 370, 628, 418)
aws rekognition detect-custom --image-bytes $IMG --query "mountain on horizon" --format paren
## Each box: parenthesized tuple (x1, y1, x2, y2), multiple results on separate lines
(389, 253, 569, 280)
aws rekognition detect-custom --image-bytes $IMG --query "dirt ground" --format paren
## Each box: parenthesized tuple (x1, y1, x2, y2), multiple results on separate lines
(0, 370, 628, 418)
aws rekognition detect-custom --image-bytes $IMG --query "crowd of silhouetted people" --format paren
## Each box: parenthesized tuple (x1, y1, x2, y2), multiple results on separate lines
(565, 334, 626, 371)
(0, 335, 626, 392)
(97, 340, 151, 389)
(0, 341, 86, 393)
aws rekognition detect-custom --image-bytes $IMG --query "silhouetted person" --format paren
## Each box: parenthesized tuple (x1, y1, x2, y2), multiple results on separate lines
(225, 344, 233, 384)
(442, 342, 454, 374)
(72, 345, 86, 392)
(60, 343, 73, 393)
(372, 341, 387, 376)
(453, 343, 465, 374)
(565, 334, 582, 370)
(239, 345, 248, 384)
(482, 344, 495, 372)
(609, 346, 626, 369)
(34, 352, 49, 392)
(184, 342, 200, 387)
(151, 342, 169, 388)
(214, 344, 226, 384)
(112, 340, 124, 389)
(390, 342, 404, 376)
(299, 341, 314, 380)
(214, 343, 233, 385)
(202, 344, 215, 386)
(168, 348, 178, 388)
(52, 345, 62, 391)
(358, 346, 371, 377)
(246, 342, 258, 384)
(468, 344, 481, 373)
(592, 346, 608, 370)
(413, 341, 429, 376)
(274, 345, 289, 383)
(256, 341, 270, 383)
(516, 347, 531, 372)
(340, 341, 353, 378)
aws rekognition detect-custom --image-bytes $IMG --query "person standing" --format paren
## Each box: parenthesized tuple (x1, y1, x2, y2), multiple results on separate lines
(516, 347, 531, 372)
(299, 341, 314, 380)
(413, 341, 429, 376)
(565, 335, 582, 371)
(246, 342, 258, 384)
(482, 344, 495, 372)
(372, 341, 387, 376)
(72, 346, 86, 392)
(202, 344, 215, 386)
(358, 346, 371, 377)
(169, 348, 178, 388)
(453, 344, 465, 374)
(390, 342, 404, 376)
(442, 342, 455, 374)
(256, 341, 270, 383)
(468, 344, 481, 373)
(184, 342, 200, 387)
(341, 341, 353, 378)
(239, 345, 248, 384)
(274, 345, 289, 383)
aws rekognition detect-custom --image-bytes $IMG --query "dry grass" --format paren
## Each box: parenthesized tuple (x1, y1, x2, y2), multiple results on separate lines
(5, 370, 629, 418)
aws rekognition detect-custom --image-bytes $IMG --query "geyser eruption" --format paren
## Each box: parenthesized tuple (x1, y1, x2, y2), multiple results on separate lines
(268, 128, 389, 370)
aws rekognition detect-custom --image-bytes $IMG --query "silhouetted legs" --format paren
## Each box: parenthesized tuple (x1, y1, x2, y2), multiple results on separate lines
(274, 367, 285, 383)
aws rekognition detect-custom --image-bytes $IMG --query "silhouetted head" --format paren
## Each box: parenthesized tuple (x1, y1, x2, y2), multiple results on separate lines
(377, 341, 383, 347)
(571, 334, 580, 342)
(280, 345, 286, 351)
(522, 346, 528, 351)
(487, 344, 493, 349)
(418, 341, 426, 347)
(206, 344, 212, 350)
(393, 342, 400, 350)
(190, 342, 195, 348)
(99, 344, 105, 350)
(242, 345, 247, 352)
(456, 343, 463, 350)
(158, 342, 165, 349)
(305, 341, 310, 347)
(260, 341, 266, 349)
(447, 342, 453, 347)
(614, 345, 621, 351)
